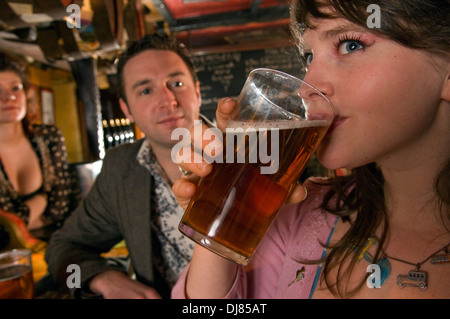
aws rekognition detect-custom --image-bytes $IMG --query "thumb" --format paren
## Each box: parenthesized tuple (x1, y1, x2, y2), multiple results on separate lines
(285, 183, 307, 205)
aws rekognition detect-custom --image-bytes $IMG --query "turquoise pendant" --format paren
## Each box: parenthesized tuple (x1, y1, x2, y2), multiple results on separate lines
(376, 255, 391, 285)
(358, 237, 391, 286)
(361, 252, 391, 285)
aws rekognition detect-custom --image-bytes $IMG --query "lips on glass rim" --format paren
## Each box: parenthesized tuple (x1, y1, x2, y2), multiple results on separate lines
(327, 116, 347, 134)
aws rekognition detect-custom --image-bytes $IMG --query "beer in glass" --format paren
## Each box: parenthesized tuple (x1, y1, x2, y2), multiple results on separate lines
(0, 249, 34, 299)
(179, 69, 335, 265)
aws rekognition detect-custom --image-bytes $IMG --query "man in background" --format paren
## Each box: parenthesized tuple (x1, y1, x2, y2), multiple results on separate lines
(45, 33, 202, 298)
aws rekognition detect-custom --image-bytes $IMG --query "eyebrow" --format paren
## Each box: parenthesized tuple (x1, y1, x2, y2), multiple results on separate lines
(2, 79, 22, 86)
(299, 22, 368, 51)
(169, 71, 186, 78)
(321, 23, 367, 40)
(131, 79, 151, 91)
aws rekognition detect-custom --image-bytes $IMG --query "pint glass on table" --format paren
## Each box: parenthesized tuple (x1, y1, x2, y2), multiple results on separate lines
(0, 249, 35, 299)
(179, 68, 335, 265)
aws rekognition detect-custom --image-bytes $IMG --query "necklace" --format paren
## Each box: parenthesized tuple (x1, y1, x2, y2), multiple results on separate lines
(359, 238, 450, 290)
(385, 243, 449, 290)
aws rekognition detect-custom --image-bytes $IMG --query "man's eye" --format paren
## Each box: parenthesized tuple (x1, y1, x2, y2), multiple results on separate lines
(139, 88, 151, 95)
(171, 81, 184, 88)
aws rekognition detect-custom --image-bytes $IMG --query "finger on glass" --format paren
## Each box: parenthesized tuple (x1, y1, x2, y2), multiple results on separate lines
(216, 98, 240, 131)
(178, 68, 335, 266)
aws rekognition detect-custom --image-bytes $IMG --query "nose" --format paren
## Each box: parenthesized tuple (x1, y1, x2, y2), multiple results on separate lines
(159, 85, 178, 109)
(299, 63, 334, 101)
(0, 88, 16, 102)
(298, 64, 336, 120)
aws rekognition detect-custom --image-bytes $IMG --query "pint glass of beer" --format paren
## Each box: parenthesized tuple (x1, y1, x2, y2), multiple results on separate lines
(0, 249, 35, 299)
(179, 68, 335, 265)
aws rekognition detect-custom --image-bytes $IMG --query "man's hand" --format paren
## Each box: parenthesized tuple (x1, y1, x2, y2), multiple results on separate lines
(88, 270, 162, 299)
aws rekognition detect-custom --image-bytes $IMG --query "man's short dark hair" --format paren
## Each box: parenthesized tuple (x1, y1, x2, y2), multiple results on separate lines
(116, 33, 198, 104)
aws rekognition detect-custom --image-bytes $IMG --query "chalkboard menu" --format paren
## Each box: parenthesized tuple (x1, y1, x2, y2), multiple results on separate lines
(191, 46, 305, 120)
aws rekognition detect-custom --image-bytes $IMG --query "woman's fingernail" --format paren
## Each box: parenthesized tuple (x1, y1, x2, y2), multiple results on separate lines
(302, 187, 308, 201)
(197, 162, 210, 171)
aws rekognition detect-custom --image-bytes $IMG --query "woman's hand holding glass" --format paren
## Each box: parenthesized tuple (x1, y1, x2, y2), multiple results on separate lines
(172, 97, 308, 212)
(171, 96, 309, 299)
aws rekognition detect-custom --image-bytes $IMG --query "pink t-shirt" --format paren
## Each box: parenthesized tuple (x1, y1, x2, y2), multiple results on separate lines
(172, 178, 338, 299)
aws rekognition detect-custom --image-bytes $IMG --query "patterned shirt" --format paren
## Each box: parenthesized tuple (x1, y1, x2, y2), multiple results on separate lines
(136, 139, 194, 289)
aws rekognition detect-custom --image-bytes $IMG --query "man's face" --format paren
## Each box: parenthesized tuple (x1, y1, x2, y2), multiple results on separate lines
(120, 49, 201, 150)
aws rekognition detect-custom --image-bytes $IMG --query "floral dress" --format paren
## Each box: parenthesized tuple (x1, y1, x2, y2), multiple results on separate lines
(0, 124, 80, 240)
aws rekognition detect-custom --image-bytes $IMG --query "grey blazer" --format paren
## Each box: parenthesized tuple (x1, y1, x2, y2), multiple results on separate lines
(45, 139, 157, 297)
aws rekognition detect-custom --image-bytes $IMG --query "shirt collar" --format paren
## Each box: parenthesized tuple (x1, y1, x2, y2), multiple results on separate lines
(137, 138, 171, 184)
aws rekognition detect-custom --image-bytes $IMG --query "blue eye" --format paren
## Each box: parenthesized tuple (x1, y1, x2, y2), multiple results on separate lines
(139, 88, 151, 95)
(302, 52, 313, 66)
(338, 39, 364, 54)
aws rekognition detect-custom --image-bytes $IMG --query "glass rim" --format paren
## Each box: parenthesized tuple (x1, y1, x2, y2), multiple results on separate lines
(248, 68, 336, 117)
(0, 248, 32, 260)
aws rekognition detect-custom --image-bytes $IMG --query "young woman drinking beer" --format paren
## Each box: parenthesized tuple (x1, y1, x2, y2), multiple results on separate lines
(171, 0, 450, 298)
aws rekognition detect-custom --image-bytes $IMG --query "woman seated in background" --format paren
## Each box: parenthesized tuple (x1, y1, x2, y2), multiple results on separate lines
(0, 52, 80, 242)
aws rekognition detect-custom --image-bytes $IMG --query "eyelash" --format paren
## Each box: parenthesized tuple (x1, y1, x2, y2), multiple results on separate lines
(139, 88, 151, 96)
(336, 34, 366, 54)
(301, 34, 367, 66)
(171, 81, 184, 88)
(138, 81, 184, 96)
(301, 51, 313, 67)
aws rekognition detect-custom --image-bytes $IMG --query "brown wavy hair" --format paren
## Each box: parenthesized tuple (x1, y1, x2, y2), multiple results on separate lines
(0, 52, 33, 136)
(290, 0, 450, 297)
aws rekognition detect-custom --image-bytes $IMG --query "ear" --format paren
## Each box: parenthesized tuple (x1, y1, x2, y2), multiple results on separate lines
(119, 98, 134, 122)
(441, 72, 450, 102)
(195, 81, 202, 107)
